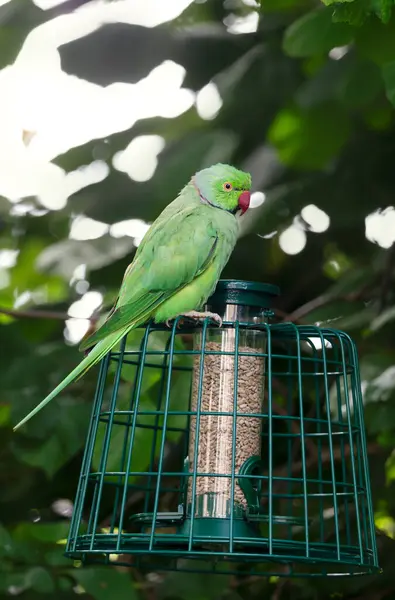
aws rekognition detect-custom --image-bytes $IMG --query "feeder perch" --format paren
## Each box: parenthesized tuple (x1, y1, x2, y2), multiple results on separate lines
(65, 280, 379, 577)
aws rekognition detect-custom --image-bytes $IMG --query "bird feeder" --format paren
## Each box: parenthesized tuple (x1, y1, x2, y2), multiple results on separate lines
(65, 280, 379, 577)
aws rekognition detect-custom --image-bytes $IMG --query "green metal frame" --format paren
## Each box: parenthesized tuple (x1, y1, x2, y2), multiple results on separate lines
(65, 280, 379, 577)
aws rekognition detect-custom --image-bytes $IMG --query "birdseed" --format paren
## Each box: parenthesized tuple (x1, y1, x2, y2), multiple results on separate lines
(187, 334, 265, 518)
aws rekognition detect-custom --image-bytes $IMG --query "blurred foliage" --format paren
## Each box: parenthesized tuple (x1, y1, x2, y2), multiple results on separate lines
(3, 0, 395, 598)
(321, 0, 395, 25)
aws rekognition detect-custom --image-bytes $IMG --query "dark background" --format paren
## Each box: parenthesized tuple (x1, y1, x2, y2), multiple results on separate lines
(2, 0, 395, 598)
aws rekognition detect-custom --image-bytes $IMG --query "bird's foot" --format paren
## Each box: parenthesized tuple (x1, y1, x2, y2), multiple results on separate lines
(179, 310, 223, 328)
(165, 318, 184, 328)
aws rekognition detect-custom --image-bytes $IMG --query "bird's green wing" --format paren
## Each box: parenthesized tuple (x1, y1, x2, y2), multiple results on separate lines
(79, 205, 219, 351)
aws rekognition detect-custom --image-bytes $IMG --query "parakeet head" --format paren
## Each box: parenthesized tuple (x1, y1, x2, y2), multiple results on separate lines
(193, 163, 252, 215)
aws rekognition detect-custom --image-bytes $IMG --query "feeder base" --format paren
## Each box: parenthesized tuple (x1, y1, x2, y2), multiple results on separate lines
(177, 517, 261, 545)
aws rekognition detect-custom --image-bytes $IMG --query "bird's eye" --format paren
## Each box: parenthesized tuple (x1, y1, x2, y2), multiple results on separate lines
(223, 182, 233, 191)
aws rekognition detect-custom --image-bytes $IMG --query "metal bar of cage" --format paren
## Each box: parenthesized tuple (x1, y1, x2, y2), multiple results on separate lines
(67, 352, 111, 552)
(149, 319, 178, 551)
(229, 320, 238, 553)
(295, 324, 309, 558)
(319, 327, 341, 561)
(347, 332, 378, 566)
(267, 323, 273, 555)
(115, 326, 151, 551)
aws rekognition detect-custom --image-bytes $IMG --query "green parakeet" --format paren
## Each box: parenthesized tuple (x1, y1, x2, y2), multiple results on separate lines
(14, 163, 252, 431)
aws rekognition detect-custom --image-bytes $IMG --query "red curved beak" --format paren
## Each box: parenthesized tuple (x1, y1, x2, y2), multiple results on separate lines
(238, 190, 250, 214)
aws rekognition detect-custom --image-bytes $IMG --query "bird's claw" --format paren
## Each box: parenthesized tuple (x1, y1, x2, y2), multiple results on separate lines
(165, 311, 223, 329)
(179, 311, 223, 327)
(165, 318, 182, 329)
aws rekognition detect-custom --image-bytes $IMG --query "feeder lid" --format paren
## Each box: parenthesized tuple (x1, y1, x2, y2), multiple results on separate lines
(208, 279, 280, 309)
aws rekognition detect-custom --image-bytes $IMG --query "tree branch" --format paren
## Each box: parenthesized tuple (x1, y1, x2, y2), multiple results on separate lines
(0, 306, 99, 322)
(279, 286, 371, 325)
(281, 294, 331, 323)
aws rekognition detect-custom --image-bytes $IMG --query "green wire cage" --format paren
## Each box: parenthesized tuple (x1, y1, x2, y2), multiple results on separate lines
(65, 280, 379, 577)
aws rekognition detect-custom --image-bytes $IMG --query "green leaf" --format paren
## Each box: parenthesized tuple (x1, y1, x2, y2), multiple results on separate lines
(0, 568, 55, 594)
(363, 103, 394, 130)
(296, 58, 347, 108)
(283, 8, 354, 58)
(26, 567, 55, 594)
(323, 0, 394, 24)
(385, 449, 395, 483)
(321, 0, 355, 4)
(382, 58, 395, 105)
(12, 435, 65, 477)
(322, 246, 354, 279)
(0, 523, 14, 557)
(331, 2, 370, 26)
(12, 401, 91, 477)
(338, 57, 383, 107)
(13, 521, 71, 543)
(45, 549, 73, 566)
(267, 104, 351, 169)
(296, 53, 383, 110)
(356, 13, 395, 64)
(71, 567, 138, 600)
(373, 0, 395, 23)
(0, 572, 27, 593)
(58, 575, 74, 591)
(0, 403, 10, 427)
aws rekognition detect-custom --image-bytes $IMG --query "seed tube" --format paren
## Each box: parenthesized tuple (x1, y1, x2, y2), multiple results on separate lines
(187, 302, 268, 519)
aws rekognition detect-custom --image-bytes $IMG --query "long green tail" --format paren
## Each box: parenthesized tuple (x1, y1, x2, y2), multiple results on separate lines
(13, 327, 129, 431)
